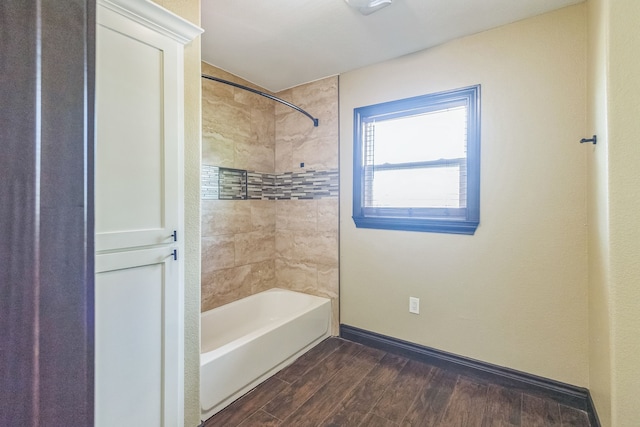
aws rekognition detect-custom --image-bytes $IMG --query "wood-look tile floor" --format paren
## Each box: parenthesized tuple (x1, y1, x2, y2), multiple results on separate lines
(204, 338, 591, 427)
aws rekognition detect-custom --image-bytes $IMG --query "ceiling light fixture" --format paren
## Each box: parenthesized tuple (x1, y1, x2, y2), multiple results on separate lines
(344, 0, 393, 15)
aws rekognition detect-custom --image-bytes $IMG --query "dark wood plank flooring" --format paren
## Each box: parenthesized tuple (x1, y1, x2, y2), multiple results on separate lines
(204, 338, 590, 427)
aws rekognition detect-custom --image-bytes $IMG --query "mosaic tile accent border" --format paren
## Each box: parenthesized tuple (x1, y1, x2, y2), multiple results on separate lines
(201, 164, 219, 200)
(219, 168, 247, 200)
(202, 165, 338, 200)
(270, 170, 339, 200)
(247, 172, 275, 200)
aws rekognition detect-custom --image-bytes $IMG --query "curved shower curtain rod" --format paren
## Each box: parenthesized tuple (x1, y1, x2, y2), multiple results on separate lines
(201, 74, 319, 127)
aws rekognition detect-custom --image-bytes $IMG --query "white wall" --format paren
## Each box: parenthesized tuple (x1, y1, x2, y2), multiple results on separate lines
(340, 4, 589, 386)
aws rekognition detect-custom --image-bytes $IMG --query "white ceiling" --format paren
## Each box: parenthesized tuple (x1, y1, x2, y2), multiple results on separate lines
(201, 0, 583, 92)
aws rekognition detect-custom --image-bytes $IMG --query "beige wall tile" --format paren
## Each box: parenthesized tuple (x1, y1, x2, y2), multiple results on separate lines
(251, 106, 276, 144)
(202, 69, 340, 323)
(201, 265, 252, 311)
(201, 64, 279, 310)
(310, 136, 339, 170)
(202, 62, 275, 172)
(276, 87, 293, 105)
(202, 75, 234, 101)
(316, 111, 339, 139)
(304, 231, 339, 266)
(236, 138, 274, 172)
(251, 200, 276, 231)
(276, 76, 339, 172)
(275, 140, 293, 174)
(276, 110, 310, 146)
(235, 90, 274, 110)
(202, 134, 234, 167)
(304, 101, 338, 135)
(250, 260, 276, 293)
(201, 235, 235, 274)
(317, 264, 339, 298)
(275, 259, 318, 291)
(289, 136, 338, 172)
(276, 259, 338, 334)
(318, 264, 340, 335)
(290, 76, 338, 109)
(202, 200, 251, 236)
(276, 230, 338, 266)
(317, 199, 339, 233)
(276, 199, 317, 231)
(248, 107, 276, 172)
(290, 139, 309, 173)
(203, 98, 251, 150)
(275, 229, 296, 260)
(235, 230, 275, 265)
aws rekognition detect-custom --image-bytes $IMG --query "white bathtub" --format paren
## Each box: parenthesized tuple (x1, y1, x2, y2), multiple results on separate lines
(200, 288, 331, 421)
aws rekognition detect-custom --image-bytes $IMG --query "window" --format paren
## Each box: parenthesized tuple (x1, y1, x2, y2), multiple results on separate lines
(352, 85, 480, 234)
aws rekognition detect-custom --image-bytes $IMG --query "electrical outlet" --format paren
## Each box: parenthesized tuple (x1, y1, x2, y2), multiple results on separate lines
(409, 297, 420, 314)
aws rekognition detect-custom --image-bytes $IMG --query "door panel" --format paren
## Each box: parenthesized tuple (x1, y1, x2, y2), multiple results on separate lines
(95, 248, 179, 427)
(96, 26, 163, 234)
(95, 6, 180, 253)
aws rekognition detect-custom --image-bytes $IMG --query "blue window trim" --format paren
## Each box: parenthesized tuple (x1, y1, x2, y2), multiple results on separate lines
(352, 85, 481, 235)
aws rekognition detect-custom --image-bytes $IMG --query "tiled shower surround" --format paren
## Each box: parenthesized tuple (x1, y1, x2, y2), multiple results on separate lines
(201, 62, 339, 333)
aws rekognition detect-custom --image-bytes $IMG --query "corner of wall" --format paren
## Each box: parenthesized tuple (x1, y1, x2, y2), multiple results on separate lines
(151, 1, 202, 425)
(183, 35, 203, 427)
(586, 0, 612, 425)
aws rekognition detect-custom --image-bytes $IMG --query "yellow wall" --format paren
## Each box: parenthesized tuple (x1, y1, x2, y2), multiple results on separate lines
(340, 5, 590, 386)
(607, 0, 640, 424)
(151, 1, 201, 425)
(587, 0, 640, 425)
(587, 0, 612, 424)
(141, 1, 640, 424)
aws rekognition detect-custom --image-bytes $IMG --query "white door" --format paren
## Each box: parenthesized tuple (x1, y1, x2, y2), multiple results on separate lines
(95, 248, 180, 426)
(95, 4, 181, 253)
(94, 2, 193, 426)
